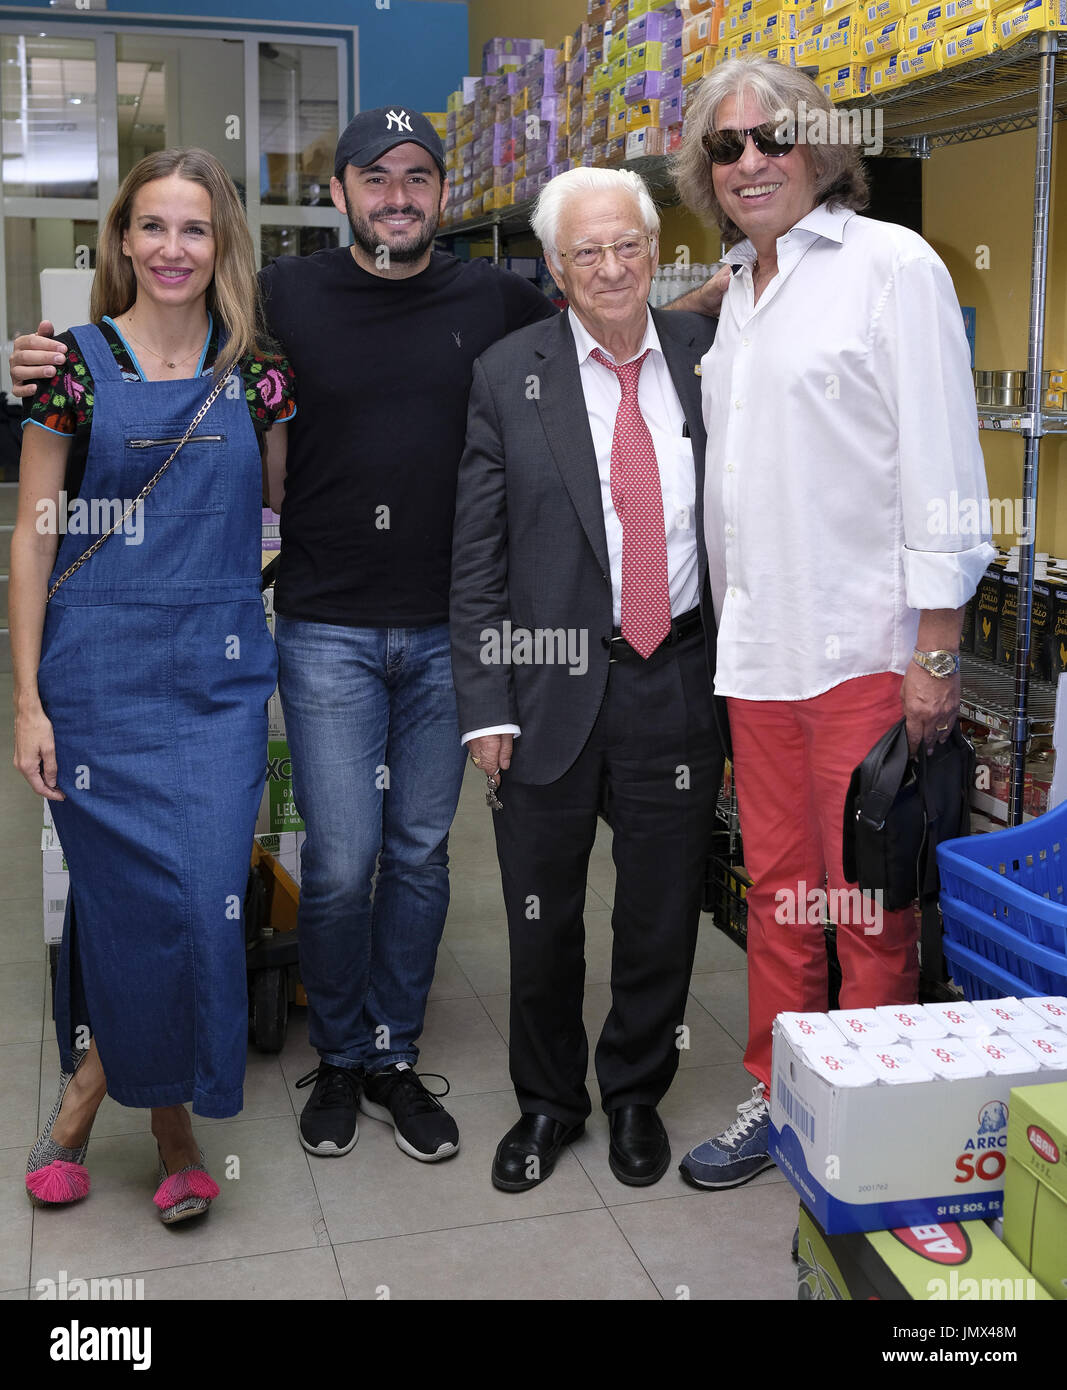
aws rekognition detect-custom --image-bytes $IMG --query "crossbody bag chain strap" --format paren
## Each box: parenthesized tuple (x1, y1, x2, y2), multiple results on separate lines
(47, 373, 230, 602)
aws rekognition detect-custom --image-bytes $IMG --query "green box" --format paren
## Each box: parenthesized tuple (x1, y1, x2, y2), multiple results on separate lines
(798, 1204, 1050, 1301)
(266, 739, 304, 834)
(1007, 1082, 1067, 1204)
(1003, 1082, 1067, 1299)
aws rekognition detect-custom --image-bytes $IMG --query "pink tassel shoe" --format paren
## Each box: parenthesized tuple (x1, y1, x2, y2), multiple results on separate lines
(153, 1149, 219, 1225)
(26, 1055, 92, 1207)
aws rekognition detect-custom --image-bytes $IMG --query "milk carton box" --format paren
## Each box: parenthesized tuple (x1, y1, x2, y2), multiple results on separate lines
(969, 1033, 1040, 1076)
(973, 996, 1045, 1034)
(875, 1003, 949, 1039)
(1014, 1031, 1067, 1067)
(923, 1000, 987, 1037)
(1023, 996, 1067, 1031)
(857, 1042, 936, 1084)
(911, 1038, 990, 1078)
(829, 1008, 900, 1048)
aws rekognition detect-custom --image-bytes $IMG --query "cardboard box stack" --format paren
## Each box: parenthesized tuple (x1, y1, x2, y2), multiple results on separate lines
(435, 0, 1067, 228)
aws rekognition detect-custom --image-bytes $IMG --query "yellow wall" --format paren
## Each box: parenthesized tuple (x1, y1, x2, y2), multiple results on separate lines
(925, 131, 1067, 555)
(466, 0, 588, 68)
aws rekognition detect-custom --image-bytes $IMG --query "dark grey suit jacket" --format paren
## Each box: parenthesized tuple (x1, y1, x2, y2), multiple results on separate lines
(450, 305, 728, 786)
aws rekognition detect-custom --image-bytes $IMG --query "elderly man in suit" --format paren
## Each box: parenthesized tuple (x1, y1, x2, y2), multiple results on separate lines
(450, 166, 726, 1192)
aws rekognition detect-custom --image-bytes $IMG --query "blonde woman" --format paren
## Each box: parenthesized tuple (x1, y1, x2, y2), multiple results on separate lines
(12, 148, 295, 1223)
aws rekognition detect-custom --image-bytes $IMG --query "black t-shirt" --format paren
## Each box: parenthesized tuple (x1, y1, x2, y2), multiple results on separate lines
(260, 246, 558, 628)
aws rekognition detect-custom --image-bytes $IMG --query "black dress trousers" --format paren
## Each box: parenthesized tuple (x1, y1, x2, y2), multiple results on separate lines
(491, 625, 724, 1128)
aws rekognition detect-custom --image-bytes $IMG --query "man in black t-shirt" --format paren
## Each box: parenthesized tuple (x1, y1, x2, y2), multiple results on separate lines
(11, 107, 556, 1168)
(260, 110, 555, 1163)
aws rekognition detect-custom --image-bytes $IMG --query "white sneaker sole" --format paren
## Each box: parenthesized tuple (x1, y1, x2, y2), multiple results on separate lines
(359, 1096, 459, 1163)
(299, 1122, 358, 1158)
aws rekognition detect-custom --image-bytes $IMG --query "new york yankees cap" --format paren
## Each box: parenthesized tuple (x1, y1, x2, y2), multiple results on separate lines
(334, 107, 446, 180)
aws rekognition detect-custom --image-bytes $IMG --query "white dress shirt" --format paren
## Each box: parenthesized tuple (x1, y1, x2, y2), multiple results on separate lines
(702, 203, 996, 703)
(570, 307, 700, 628)
(462, 306, 700, 746)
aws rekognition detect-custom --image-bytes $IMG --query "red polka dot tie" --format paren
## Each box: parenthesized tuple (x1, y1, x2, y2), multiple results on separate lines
(591, 347, 670, 659)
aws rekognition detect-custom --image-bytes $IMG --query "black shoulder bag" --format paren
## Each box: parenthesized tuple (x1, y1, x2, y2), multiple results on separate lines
(842, 718, 975, 983)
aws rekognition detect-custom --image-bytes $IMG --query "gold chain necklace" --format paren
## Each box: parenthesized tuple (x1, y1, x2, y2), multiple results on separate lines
(120, 315, 206, 371)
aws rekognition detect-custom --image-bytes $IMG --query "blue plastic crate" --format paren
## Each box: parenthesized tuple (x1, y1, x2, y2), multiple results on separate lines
(936, 799, 1067, 1000)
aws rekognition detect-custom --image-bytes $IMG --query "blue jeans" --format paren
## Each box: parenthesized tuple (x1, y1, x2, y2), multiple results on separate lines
(275, 617, 467, 1073)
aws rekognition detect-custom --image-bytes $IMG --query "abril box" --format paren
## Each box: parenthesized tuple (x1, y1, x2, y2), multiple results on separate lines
(798, 1203, 1050, 1300)
(1002, 1082, 1067, 1299)
(769, 1012, 1067, 1234)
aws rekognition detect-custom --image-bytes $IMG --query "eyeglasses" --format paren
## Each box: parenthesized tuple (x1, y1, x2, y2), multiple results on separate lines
(558, 233, 656, 269)
(702, 123, 796, 166)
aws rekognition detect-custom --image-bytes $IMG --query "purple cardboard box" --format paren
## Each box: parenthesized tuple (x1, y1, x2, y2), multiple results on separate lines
(627, 6, 683, 47)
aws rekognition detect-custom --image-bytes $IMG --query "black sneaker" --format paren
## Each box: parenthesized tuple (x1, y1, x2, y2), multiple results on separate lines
(360, 1063, 459, 1162)
(295, 1064, 362, 1156)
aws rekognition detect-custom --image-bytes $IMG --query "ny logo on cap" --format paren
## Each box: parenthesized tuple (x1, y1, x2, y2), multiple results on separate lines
(386, 109, 413, 133)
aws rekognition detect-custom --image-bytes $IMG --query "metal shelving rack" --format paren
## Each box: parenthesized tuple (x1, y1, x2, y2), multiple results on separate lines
(848, 34, 1064, 824)
(441, 35, 1064, 823)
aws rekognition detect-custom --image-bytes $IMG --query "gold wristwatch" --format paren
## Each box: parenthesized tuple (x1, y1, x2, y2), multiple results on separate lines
(912, 648, 961, 678)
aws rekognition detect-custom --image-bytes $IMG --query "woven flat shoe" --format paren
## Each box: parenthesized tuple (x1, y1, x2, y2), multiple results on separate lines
(26, 1051, 92, 1207)
(154, 1148, 219, 1226)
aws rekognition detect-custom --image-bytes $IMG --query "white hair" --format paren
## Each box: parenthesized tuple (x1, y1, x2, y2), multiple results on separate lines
(530, 166, 660, 260)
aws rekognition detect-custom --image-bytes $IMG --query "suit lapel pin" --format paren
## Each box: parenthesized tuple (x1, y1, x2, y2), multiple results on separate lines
(694, 364, 702, 376)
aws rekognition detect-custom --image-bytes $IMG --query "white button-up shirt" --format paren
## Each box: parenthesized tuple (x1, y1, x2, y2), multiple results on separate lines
(702, 203, 996, 702)
(461, 305, 699, 746)
(570, 307, 699, 627)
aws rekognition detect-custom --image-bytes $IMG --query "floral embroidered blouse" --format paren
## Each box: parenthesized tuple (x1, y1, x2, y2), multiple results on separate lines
(23, 315, 296, 501)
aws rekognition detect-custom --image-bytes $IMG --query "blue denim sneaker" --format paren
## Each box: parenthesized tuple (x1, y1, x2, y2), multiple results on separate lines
(679, 1085, 775, 1189)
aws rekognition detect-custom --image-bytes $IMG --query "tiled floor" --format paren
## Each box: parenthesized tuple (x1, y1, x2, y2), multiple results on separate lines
(1, 670, 797, 1301)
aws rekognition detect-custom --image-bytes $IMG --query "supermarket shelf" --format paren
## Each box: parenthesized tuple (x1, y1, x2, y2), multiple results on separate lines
(849, 34, 1067, 153)
(977, 407, 1067, 433)
(959, 654, 1058, 737)
(970, 789, 1036, 824)
(436, 154, 678, 242)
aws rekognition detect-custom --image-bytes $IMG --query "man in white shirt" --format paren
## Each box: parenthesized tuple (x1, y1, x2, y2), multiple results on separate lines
(450, 167, 726, 1191)
(672, 57, 995, 1189)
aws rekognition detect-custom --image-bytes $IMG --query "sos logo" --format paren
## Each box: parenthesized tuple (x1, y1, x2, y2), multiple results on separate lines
(953, 1149, 1006, 1183)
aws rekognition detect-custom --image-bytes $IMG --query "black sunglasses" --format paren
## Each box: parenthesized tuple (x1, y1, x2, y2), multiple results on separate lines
(702, 123, 796, 166)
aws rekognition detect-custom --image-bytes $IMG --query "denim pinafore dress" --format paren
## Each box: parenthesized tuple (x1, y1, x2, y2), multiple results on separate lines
(37, 322, 278, 1119)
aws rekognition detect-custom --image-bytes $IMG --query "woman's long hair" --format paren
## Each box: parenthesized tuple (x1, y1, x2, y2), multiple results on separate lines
(91, 148, 266, 379)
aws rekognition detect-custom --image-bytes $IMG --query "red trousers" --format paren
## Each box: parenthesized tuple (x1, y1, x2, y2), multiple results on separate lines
(729, 673, 921, 1090)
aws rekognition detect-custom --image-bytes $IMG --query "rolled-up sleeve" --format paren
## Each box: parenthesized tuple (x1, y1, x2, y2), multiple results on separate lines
(873, 250, 997, 611)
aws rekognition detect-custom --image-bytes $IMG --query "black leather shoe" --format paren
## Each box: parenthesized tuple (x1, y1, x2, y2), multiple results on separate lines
(608, 1105, 670, 1186)
(491, 1113, 585, 1192)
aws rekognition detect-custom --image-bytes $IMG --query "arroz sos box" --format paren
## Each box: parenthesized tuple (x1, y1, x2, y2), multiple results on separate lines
(770, 1000, 1067, 1234)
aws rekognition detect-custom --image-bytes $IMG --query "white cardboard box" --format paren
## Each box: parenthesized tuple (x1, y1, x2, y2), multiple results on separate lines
(770, 1003, 1067, 1234)
(43, 867, 68, 945)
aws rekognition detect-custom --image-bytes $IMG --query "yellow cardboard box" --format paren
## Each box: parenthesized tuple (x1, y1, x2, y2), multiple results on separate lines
(899, 34, 945, 73)
(996, 0, 1067, 47)
(859, 0, 909, 25)
(818, 61, 859, 98)
(859, 17, 904, 49)
(941, 13, 1000, 60)
(902, 3, 949, 44)
(942, 0, 991, 20)
(683, 47, 709, 79)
